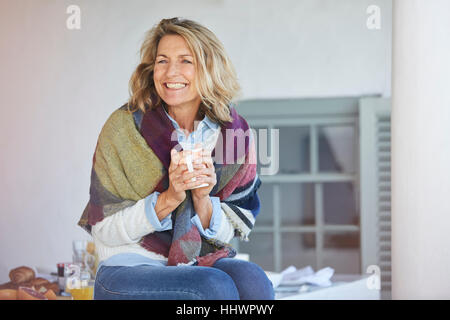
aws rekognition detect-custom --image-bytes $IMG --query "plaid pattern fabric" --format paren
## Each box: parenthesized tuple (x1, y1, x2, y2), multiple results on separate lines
(78, 103, 260, 267)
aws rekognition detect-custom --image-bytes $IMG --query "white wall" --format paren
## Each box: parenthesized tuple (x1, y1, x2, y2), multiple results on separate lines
(0, 0, 391, 282)
(392, 0, 450, 299)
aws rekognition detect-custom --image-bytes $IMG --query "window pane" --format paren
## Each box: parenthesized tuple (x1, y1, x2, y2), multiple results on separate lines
(278, 126, 310, 174)
(282, 233, 317, 270)
(240, 232, 274, 271)
(324, 232, 359, 249)
(280, 183, 315, 226)
(256, 183, 274, 227)
(323, 232, 361, 274)
(318, 125, 355, 173)
(323, 182, 358, 225)
(253, 126, 281, 176)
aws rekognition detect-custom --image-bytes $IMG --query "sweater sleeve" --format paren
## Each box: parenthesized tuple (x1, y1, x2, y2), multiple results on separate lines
(92, 191, 172, 247)
(191, 196, 235, 243)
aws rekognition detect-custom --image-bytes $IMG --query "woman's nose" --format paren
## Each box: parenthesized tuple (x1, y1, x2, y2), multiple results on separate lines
(166, 62, 180, 76)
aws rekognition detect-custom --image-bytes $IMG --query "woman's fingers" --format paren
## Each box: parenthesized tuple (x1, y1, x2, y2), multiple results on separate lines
(182, 167, 214, 181)
(200, 149, 213, 164)
(178, 169, 217, 190)
(203, 157, 214, 169)
(169, 149, 181, 173)
(172, 162, 203, 180)
(169, 147, 217, 191)
(183, 178, 209, 189)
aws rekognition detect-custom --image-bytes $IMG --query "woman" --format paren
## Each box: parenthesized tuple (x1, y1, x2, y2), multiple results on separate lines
(78, 17, 274, 300)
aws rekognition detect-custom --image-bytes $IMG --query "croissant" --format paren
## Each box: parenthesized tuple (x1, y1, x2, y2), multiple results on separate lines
(9, 266, 35, 284)
(31, 277, 49, 287)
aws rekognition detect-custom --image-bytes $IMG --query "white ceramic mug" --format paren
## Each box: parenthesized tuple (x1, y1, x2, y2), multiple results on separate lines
(181, 145, 208, 189)
(179, 129, 220, 189)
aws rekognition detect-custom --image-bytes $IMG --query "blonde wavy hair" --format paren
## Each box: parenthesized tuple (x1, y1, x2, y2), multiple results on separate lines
(127, 17, 241, 124)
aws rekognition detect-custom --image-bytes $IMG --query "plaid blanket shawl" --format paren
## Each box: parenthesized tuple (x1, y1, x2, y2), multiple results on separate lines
(78, 103, 260, 267)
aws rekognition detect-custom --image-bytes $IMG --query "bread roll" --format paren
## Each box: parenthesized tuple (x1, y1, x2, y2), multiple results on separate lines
(31, 277, 49, 287)
(9, 266, 35, 284)
(0, 281, 18, 290)
(0, 289, 18, 300)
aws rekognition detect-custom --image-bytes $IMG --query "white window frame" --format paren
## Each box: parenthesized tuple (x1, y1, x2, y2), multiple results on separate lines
(235, 97, 364, 272)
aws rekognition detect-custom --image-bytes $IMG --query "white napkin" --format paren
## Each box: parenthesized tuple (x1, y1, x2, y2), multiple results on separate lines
(280, 265, 334, 287)
(265, 265, 335, 289)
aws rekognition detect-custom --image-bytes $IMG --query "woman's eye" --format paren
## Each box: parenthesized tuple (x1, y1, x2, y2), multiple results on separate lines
(156, 59, 191, 64)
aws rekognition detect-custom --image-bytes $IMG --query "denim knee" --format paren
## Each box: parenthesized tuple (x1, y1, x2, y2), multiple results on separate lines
(213, 259, 275, 300)
(238, 261, 274, 300)
(192, 267, 240, 300)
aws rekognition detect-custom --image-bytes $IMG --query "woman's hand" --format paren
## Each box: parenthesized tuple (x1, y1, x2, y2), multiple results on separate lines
(187, 149, 217, 229)
(165, 148, 209, 205)
(155, 148, 208, 222)
(188, 149, 217, 201)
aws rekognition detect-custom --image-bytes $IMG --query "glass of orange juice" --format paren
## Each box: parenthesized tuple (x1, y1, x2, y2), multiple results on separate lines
(67, 280, 94, 300)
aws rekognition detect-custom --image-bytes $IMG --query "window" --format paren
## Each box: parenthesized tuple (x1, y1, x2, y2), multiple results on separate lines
(232, 97, 391, 299)
(234, 98, 362, 274)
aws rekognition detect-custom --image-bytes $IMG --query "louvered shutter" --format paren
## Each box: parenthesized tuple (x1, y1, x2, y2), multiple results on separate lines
(359, 97, 391, 300)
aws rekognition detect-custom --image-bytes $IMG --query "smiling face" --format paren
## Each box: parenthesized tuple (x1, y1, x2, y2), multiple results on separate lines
(153, 34, 201, 110)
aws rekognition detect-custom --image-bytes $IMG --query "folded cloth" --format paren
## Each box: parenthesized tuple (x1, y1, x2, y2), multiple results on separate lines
(78, 102, 259, 267)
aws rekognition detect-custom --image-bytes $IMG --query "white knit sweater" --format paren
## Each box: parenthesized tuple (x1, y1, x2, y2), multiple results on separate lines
(92, 196, 237, 263)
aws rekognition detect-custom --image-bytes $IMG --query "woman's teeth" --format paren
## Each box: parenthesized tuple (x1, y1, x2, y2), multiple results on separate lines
(165, 83, 187, 89)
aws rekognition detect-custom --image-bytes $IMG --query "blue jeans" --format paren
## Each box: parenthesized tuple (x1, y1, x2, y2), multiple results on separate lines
(94, 258, 274, 300)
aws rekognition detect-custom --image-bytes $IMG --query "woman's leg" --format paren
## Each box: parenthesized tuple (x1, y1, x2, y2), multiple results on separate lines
(94, 264, 240, 300)
(212, 258, 275, 300)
